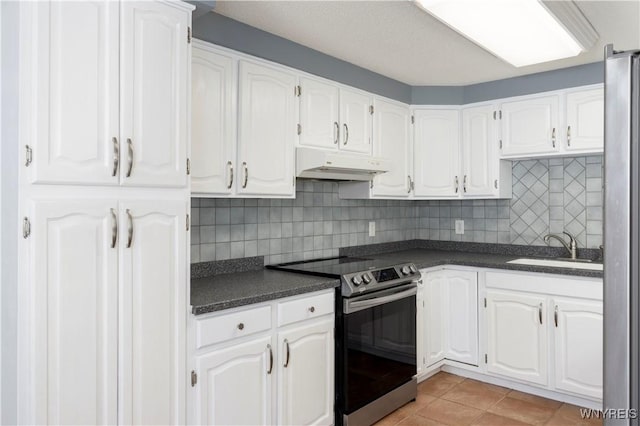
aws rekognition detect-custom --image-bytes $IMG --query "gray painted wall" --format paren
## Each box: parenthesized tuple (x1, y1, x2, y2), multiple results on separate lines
(194, 11, 604, 105)
(1, 2, 19, 423)
(193, 12, 413, 103)
(190, 156, 604, 264)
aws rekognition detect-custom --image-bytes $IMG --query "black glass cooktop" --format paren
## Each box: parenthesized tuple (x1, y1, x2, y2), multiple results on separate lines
(267, 256, 401, 278)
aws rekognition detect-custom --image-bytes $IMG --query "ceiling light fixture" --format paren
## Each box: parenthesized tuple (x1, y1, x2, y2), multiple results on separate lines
(414, 0, 599, 67)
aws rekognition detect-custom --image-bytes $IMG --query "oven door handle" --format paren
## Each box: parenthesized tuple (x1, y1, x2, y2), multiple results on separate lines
(344, 285, 417, 314)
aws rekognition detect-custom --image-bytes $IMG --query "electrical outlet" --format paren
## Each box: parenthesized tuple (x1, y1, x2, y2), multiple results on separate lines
(369, 221, 376, 237)
(455, 220, 464, 235)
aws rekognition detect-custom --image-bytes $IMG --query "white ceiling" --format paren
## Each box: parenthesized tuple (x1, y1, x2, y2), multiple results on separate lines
(213, 0, 640, 86)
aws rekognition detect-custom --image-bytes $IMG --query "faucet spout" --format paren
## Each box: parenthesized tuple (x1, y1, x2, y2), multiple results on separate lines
(543, 232, 578, 259)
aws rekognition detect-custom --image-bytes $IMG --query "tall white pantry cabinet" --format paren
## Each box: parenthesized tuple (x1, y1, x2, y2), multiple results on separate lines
(16, 1, 194, 425)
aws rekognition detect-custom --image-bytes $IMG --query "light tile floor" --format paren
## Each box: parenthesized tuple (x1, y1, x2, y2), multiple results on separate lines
(374, 372, 603, 426)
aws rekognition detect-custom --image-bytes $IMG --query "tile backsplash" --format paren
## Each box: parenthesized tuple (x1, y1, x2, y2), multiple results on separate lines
(191, 155, 603, 264)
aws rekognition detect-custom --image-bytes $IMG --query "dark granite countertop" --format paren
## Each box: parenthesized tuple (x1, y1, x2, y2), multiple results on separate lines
(191, 269, 339, 315)
(190, 242, 603, 316)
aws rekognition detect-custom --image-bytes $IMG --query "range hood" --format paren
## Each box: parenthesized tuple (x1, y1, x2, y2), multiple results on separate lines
(296, 147, 390, 181)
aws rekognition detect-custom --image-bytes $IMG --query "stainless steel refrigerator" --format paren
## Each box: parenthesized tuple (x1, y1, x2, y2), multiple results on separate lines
(604, 44, 640, 426)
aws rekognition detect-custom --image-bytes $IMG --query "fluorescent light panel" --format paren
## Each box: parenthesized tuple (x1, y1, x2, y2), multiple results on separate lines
(415, 0, 585, 67)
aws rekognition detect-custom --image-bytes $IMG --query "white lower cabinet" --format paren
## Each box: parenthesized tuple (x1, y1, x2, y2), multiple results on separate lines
(485, 290, 548, 386)
(418, 269, 478, 370)
(30, 198, 188, 425)
(192, 290, 334, 425)
(483, 271, 603, 401)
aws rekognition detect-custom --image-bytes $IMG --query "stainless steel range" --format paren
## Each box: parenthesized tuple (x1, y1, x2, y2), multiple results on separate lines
(268, 256, 420, 426)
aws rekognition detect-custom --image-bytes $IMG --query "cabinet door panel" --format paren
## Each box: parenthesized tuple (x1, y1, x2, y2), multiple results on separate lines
(278, 318, 334, 426)
(196, 336, 273, 426)
(191, 46, 235, 195)
(486, 291, 548, 385)
(120, 200, 187, 425)
(30, 1, 119, 185)
(121, 2, 188, 187)
(565, 88, 604, 152)
(413, 110, 460, 197)
(372, 99, 411, 197)
(424, 273, 446, 366)
(462, 105, 496, 197)
(238, 61, 296, 196)
(32, 200, 118, 425)
(340, 89, 372, 154)
(299, 77, 340, 149)
(553, 298, 603, 399)
(500, 96, 559, 156)
(446, 271, 478, 365)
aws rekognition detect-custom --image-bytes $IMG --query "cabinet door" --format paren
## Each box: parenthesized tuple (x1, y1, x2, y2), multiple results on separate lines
(500, 95, 559, 156)
(565, 88, 604, 152)
(29, 1, 119, 185)
(191, 46, 235, 195)
(339, 88, 372, 154)
(424, 272, 446, 366)
(445, 270, 478, 365)
(120, 200, 187, 425)
(195, 336, 273, 426)
(372, 99, 411, 197)
(413, 109, 460, 197)
(416, 281, 426, 374)
(486, 291, 548, 386)
(121, 2, 189, 187)
(237, 61, 296, 197)
(553, 298, 603, 399)
(278, 318, 334, 426)
(299, 77, 340, 149)
(461, 105, 496, 197)
(31, 200, 118, 425)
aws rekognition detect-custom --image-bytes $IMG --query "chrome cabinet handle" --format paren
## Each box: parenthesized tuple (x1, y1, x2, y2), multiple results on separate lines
(554, 305, 558, 327)
(267, 344, 273, 374)
(126, 209, 133, 248)
(407, 175, 412, 193)
(227, 161, 234, 189)
(567, 126, 571, 147)
(242, 162, 248, 188)
(112, 137, 119, 177)
(538, 303, 543, 325)
(454, 176, 459, 193)
(463, 175, 467, 193)
(284, 339, 290, 367)
(334, 122, 339, 145)
(126, 138, 133, 177)
(110, 208, 118, 248)
(551, 128, 556, 148)
(343, 123, 349, 145)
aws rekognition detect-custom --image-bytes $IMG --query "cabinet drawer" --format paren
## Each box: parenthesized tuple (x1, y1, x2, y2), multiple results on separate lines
(196, 305, 272, 349)
(278, 291, 334, 327)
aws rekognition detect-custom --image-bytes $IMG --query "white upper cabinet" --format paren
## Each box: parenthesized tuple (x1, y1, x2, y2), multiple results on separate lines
(565, 88, 604, 152)
(31, 200, 118, 425)
(371, 98, 411, 197)
(552, 298, 603, 399)
(120, 2, 189, 188)
(26, 1, 190, 188)
(29, 1, 120, 186)
(237, 60, 296, 197)
(298, 77, 340, 149)
(500, 95, 560, 157)
(191, 45, 236, 195)
(413, 109, 460, 197)
(339, 88, 373, 154)
(462, 105, 497, 197)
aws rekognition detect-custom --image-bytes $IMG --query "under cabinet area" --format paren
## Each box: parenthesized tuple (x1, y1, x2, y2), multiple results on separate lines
(190, 290, 335, 426)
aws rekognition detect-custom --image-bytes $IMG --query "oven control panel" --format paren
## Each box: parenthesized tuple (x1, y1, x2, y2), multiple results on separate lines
(342, 262, 419, 297)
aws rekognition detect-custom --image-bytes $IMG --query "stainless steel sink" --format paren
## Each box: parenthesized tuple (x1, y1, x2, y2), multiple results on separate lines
(507, 258, 603, 271)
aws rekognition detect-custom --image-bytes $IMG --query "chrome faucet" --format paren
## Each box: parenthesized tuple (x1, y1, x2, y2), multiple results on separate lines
(543, 232, 578, 259)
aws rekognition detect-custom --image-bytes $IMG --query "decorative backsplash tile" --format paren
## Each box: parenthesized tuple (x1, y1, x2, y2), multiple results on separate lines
(191, 155, 603, 264)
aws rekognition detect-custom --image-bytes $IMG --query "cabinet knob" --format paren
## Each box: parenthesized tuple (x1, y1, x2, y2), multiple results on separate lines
(237, 323, 244, 330)
(309, 306, 315, 313)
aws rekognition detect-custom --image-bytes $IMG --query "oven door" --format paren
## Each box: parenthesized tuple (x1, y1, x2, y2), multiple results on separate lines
(340, 283, 417, 415)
